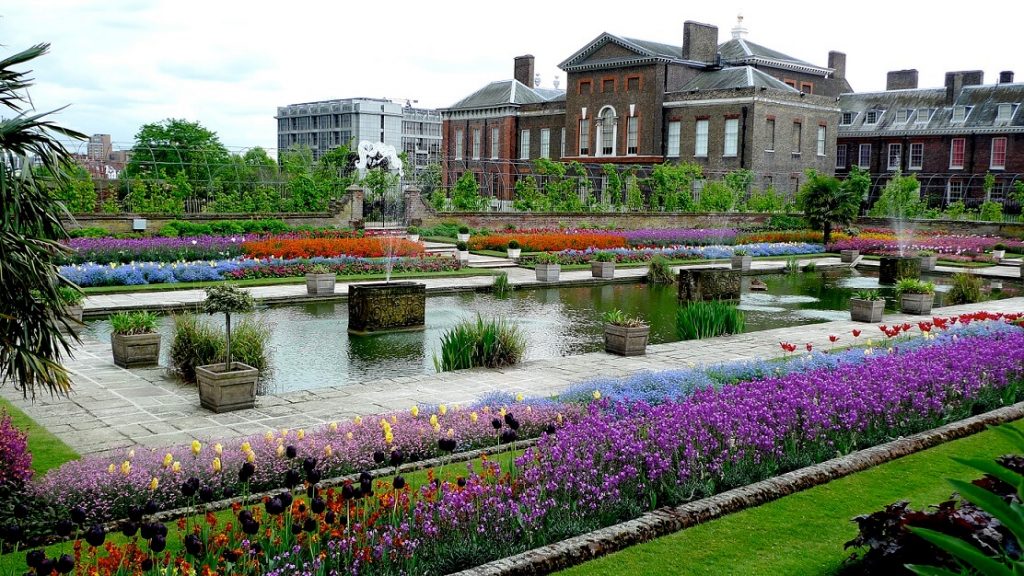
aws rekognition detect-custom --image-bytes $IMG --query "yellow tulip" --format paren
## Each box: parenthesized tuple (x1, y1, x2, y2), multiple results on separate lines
(280, 428, 289, 438)
(384, 430, 394, 444)
(264, 431, 274, 442)
(499, 407, 507, 417)
(149, 477, 159, 491)
(329, 421, 338, 432)
(592, 390, 602, 400)
(212, 457, 222, 473)
(429, 414, 438, 427)
(241, 441, 252, 453)
(438, 404, 447, 416)
(391, 415, 398, 424)
(470, 412, 478, 423)
(379, 418, 388, 429)
(214, 443, 223, 456)
(482, 406, 490, 413)
(324, 445, 333, 458)
(411, 406, 420, 418)
(163, 453, 173, 468)
(557, 413, 564, 424)
(246, 451, 256, 464)
(447, 428, 454, 438)
(345, 431, 353, 441)
(121, 461, 131, 475)
(108, 463, 115, 474)
(515, 393, 524, 402)
(353, 416, 362, 426)
(172, 461, 181, 473)
(296, 429, 305, 441)
(276, 445, 285, 458)
(191, 440, 202, 456)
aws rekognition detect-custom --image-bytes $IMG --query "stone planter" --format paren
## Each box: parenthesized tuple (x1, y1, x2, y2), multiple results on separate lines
(458, 250, 469, 262)
(840, 249, 859, 263)
(197, 362, 259, 413)
(408, 234, 419, 242)
(535, 263, 560, 282)
(591, 261, 615, 279)
(457, 233, 470, 242)
(348, 282, 426, 335)
(992, 249, 1005, 261)
(111, 332, 161, 368)
(604, 323, 650, 356)
(919, 255, 938, 272)
(900, 292, 934, 315)
(730, 254, 752, 271)
(507, 248, 521, 259)
(879, 256, 921, 284)
(305, 273, 337, 296)
(849, 298, 884, 323)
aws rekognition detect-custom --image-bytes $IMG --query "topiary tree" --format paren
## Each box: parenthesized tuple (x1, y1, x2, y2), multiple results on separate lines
(203, 284, 255, 370)
(797, 170, 861, 245)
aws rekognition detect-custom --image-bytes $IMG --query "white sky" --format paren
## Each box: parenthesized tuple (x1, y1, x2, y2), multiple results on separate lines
(3, 1, 1020, 151)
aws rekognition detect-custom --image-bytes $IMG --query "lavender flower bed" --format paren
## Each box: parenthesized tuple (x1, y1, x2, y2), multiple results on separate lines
(552, 242, 824, 264)
(62, 235, 249, 265)
(620, 228, 738, 247)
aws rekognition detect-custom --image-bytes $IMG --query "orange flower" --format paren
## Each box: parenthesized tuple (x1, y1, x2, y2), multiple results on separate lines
(242, 237, 423, 259)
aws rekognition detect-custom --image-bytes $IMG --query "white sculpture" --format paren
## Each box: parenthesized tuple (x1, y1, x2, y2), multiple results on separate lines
(355, 141, 403, 178)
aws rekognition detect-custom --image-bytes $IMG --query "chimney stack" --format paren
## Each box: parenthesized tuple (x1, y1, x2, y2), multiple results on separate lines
(682, 21, 718, 64)
(945, 70, 984, 103)
(886, 69, 919, 90)
(514, 55, 535, 87)
(828, 51, 846, 80)
(1000, 70, 1015, 84)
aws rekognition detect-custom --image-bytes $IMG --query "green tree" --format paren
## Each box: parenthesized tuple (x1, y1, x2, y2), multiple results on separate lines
(602, 163, 624, 209)
(649, 162, 701, 211)
(37, 161, 96, 213)
(513, 175, 546, 211)
(124, 119, 230, 179)
(1, 43, 86, 397)
(451, 172, 483, 211)
(867, 171, 924, 219)
(796, 170, 861, 245)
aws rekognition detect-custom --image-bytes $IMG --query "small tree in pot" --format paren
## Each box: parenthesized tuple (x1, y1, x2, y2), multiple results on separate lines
(196, 284, 259, 412)
(457, 225, 471, 242)
(591, 250, 616, 279)
(110, 311, 160, 368)
(895, 278, 936, 315)
(455, 240, 469, 262)
(406, 225, 420, 243)
(603, 309, 649, 356)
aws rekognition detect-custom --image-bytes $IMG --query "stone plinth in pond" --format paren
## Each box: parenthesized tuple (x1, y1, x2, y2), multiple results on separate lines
(879, 256, 921, 285)
(678, 269, 741, 303)
(348, 282, 426, 335)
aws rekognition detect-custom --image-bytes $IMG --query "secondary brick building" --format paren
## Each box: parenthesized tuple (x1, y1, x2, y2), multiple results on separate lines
(837, 69, 1024, 208)
(441, 18, 845, 202)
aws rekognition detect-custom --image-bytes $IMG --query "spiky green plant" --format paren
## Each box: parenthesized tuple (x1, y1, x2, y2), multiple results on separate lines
(676, 300, 745, 340)
(646, 254, 675, 284)
(491, 271, 512, 298)
(946, 272, 983, 305)
(433, 315, 526, 372)
(109, 311, 158, 335)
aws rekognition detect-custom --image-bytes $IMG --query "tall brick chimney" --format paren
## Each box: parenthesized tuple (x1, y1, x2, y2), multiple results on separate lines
(682, 21, 718, 64)
(514, 55, 535, 87)
(886, 69, 919, 90)
(945, 70, 984, 103)
(1000, 71, 1015, 84)
(828, 51, 846, 80)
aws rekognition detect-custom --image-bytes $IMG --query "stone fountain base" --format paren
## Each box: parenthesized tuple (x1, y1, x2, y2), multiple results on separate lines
(348, 282, 426, 335)
(879, 256, 920, 285)
(677, 269, 741, 303)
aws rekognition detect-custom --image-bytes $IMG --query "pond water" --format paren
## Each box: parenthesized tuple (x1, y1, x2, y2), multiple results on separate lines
(85, 270, 1020, 393)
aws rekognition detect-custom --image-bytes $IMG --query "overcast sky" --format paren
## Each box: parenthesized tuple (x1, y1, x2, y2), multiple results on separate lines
(3, 1, 1020, 152)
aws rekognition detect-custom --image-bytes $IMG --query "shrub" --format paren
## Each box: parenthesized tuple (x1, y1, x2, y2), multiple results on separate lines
(946, 272, 983, 304)
(895, 278, 935, 295)
(994, 242, 1008, 251)
(593, 250, 616, 262)
(746, 186, 787, 213)
(458, 225, 470, 234)
(764, 214, 809, 231)
(646, 254, 675, 284)
(56, 285, 84, 307)
(491, 271, 511, 297)
(406, 225, 419, 234)
(433, 315, 526, 371)
(507, 239, 520, 250)
(979, 200, 1003, 222)
(67, 226, 110, 238)
(109, 311, 158, 335)
(534, 252, 559, 264)
(455, 241, 468, 251)
(676, 300, 745, 340)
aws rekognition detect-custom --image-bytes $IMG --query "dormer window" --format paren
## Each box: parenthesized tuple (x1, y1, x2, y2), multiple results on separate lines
(995, 103, 1016, 124)
(864, 109, 883, 125)
(951, 106, 972, 123)
(894, 109, 911, 124)
(840, 112, 857, 125)
(915, 108, 931, 124)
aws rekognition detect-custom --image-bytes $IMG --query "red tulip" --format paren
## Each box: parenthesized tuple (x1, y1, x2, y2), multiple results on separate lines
(852, 329, 862, 338)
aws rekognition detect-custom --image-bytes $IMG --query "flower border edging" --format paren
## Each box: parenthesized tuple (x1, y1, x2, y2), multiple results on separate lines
(450, 401, 1024, 576)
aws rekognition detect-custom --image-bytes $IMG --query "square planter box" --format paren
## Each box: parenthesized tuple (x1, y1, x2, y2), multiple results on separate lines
(305, 273, 337, 296)
(197, 362, 259, 413)
(507, 248, 521, 259)
(919, 256, 938, 271)
(111, 332, 161, 368)
(840, 250, 859, 263)
(604, 324, 650, 356)
(408, 234, 419, 242)
(992, 249, 1005, 261)
(730, 255, 752, 271)
(535, 263, 560, 282)
(457, 233, 470, 242)
(591, 261, 615, 279)
(850, 298, 884, 323)
(900, 293, 934, 315)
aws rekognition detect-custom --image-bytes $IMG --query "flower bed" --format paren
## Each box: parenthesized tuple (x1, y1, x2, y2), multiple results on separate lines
(829, 230, 1024, 258)
(535, 242, 824, 265)
(619, 228, 738, 247)
(737, 229, 829, 244)
(242, 237, 423, 259)
(468, 232, 626, 252)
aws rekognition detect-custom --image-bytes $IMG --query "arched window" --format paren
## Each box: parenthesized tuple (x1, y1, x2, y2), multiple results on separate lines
(597, 106, 617, 156)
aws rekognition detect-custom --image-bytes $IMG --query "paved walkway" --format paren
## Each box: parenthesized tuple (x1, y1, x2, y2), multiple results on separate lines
(3, 257, 1021, 457)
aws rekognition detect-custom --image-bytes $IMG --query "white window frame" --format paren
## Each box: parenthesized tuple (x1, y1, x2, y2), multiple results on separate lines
(792, 122, 802, 156)
(887, 143, 902, 170)
(949, 137, 965, 169)
(816, 125, 826, 156)
(991, 137, 1007, 169)
(519, 129, 530, 160)
(560, 127, 566, 158)
(723, 118, 739, 157)
(840, 112, 856, 125)
(694, 119, 709, 157)
(578, 119, 590, 156)
(995, 103, 1015, 124)
(540, 128, 551, 158)
(894, 109, 910, 124)
(947, 178, 964, 203)
(857, 143, 871, 167)
(597, 106, 617, 156)
(951, 106, 971, 123)
(667, 121, 681, 157)
(836, 144, 847, 169)
(471, 128, 481, 160)
(626, 115, 638, 155)
(455, 129, 464, 158)
(915, 108, 931, 124)
(490, 127, 499, 159)
(909, 142, 924, 170)
(864, 109, 883, 125)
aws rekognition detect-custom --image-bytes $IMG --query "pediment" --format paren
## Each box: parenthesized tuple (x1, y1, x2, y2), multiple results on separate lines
(559, 33, 656, 71)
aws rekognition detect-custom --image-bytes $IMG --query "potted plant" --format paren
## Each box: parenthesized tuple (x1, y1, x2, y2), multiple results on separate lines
(457, 225, 471, 242)
(918, 250, 938, 272)
(992, 242, 1007, 261)
(305, 263, 336, 296)
(591, 251, 616, 279)
(731, 248, 752, 272)
(407, 225, 420, 243)
(57, 285, 85, 333)
(196, 284, 259, 413)
(455, 240, 469, 262)
(849, 289, 885, 323)
(534, 252, 561, 282)
(110, 311, 161, 368)
(602, 309, 650, 356)
(896, 278, 936, 315)
(840, 248, 860, 263)
(506, 239, 521, 260)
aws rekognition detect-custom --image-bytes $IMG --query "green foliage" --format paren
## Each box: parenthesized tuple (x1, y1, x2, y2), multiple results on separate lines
(724, 169, 754, 197)
(534, 252, 559, 264)
(624, 172, 643, 211)
(746, 186, 787, 213)
(979, 200, 1003, 222)
(158, 218, 290, 237)
(946, 272, 983, 304)
(67, 226, 110, 238)
(648, 162, 701, 212)
(455, 241, 468, 251)
(307, 263, 332, 275)
(204, 284, 255, 316)
(362, 167, 400, 204)
(121, 175, 185, 215)
(602, 309, 647, 327)
(56, 286, 84, 306)
(698, 180, 739, 212)
(853, 289, 883, 301)
(895, 278, 935, 295)
(451, 172, 484, 211)
(415, 163, 441, 196)
(796, 170, 861, 245)
(676, 300, 745, 340)
(491, 272, 512, 298)
(983, 171, 997, 201)
(513, 175, 546, 212)
(868, 171, 924, 219)
(593, 251, 616, 262)
(533, 159, 581, 212)
(507, 240, 520, 250)
(943, 200, 967, 220)
(123, 118, 230, 182)
(433, 315, 526, 372)
(784, 256, 801, 274)
(458, 225, 470, 234)
(843, 165, 872, 204)
(1012, 181, 1024, 206)
(646, 255, 675, 284)
(764, 214, 809, 230)
(602, 164, 624, 208)
(39, 161, 96, 213)
(170, 313, 270, 382)
(0, 43, 86, 398)
(109, 311, 158, 335)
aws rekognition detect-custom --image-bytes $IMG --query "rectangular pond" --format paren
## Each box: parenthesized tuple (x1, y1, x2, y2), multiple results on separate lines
(84, 269, 1020, 393)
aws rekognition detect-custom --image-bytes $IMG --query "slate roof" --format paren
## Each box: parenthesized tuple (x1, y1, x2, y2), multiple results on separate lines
(838, 83, 1024, 136)
(678, 66, 799, 92)
(559, 32, 695, 72)
(445, 80, 565, 110)
(717, 38, 821, 71)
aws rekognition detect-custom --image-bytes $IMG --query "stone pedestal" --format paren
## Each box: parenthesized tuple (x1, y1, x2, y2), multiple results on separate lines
(348, 282, 426, 335)
(403, 185, 424, 225)
(347, 184, 364, 228)
(306, 273, 337, 295)
(879, 256, 920, 285)
(678, 269, 741, 303)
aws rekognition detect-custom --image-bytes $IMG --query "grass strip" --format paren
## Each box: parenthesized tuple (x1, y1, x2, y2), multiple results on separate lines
(557, 419, 1024, 576)
(0, 397, 79, 476)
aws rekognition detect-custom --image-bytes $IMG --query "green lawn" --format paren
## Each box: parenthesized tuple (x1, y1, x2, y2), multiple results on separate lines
(0, 397, 78, 475)
(558, 419, 1024, 576)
